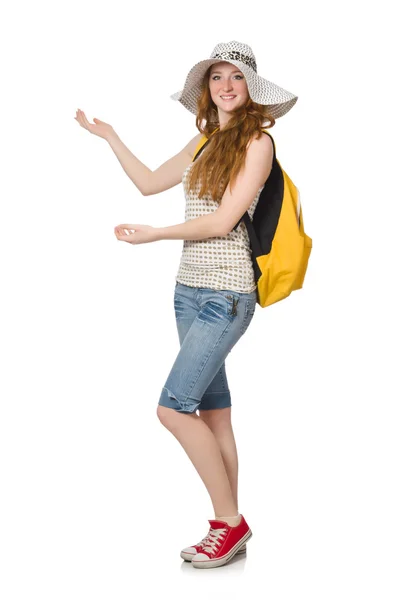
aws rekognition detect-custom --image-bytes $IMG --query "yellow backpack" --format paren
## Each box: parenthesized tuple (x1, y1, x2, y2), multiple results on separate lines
(192, 128, 312, 308)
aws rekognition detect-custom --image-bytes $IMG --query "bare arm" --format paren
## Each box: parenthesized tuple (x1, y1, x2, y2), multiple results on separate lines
(154, 212, 224, 241)
(107, 132, 203, 196)
(154, 133, 273, 241)
(215, 133, 273, 235)
(107, 134, 152, 196)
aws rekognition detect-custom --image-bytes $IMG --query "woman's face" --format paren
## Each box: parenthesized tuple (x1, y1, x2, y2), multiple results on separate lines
(208, 62, 249, 118)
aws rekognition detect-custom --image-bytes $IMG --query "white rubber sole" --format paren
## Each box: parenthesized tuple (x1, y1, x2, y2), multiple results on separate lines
(181, 542, 247, 562)
(191, 529, 252, 569)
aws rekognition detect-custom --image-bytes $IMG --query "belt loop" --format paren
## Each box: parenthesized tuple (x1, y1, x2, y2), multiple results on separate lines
(195, 287, 202, 307)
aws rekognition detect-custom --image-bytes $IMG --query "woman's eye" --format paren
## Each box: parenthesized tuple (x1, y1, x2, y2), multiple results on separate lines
(212, 75, 243, 80)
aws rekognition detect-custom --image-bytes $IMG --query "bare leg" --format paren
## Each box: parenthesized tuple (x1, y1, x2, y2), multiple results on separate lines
(157, 405, 238, 520)
(198, 407, 239, 512)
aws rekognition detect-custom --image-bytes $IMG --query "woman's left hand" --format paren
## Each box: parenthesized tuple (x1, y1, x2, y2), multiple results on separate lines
(114, 223, 158, 245)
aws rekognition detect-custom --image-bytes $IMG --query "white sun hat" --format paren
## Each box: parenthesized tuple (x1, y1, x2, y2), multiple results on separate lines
(170, 40, 298, 120)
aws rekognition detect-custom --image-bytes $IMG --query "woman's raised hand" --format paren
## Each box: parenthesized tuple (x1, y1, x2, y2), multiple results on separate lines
(74, 109, 117, 141)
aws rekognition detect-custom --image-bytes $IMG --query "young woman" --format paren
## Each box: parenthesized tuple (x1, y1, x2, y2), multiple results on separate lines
(75, 40, 298, 569)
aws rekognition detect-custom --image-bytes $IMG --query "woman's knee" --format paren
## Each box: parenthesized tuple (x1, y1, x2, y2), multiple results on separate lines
(157, 404, 175, 427)
(199, 407, 232, 430)
(156, 404, 197, 429)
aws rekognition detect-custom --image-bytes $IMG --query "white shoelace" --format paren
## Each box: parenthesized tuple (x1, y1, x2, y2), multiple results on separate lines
(200, 527, 228, 556)
(197, 532, 211, 547)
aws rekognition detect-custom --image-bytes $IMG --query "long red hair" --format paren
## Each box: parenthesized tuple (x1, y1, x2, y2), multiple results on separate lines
(186, 65, 275, 203)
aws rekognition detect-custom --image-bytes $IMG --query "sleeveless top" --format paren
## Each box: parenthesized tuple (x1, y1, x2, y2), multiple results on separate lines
(175, 156, 265, 293)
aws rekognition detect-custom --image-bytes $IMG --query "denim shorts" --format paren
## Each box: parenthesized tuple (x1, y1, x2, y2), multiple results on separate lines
(158, 282, 257, 414)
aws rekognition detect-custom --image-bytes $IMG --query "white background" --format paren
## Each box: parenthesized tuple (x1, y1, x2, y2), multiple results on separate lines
(1, 0, 396, 598)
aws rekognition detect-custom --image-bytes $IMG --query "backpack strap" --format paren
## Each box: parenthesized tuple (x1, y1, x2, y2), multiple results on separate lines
(192, 127, 220, 162)
(192, 135, 210, 161)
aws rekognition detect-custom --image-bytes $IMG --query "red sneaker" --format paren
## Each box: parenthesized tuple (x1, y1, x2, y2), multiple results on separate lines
(181, 529, 246, 561)
(190, 514, 252, 569)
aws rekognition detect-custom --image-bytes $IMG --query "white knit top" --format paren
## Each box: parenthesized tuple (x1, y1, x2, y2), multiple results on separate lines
(175, 160, 264, 293)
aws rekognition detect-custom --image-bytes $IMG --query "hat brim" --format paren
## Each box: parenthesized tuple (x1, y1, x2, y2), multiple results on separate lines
(171, 58, 298, 120)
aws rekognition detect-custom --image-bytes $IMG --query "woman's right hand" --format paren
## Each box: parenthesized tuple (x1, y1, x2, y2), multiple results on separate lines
(74, 109, 117, 142)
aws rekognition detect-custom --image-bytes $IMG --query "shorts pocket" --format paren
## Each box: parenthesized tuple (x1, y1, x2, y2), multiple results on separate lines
(174, 295, 184, 320)
(215, 291, 240, 318)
